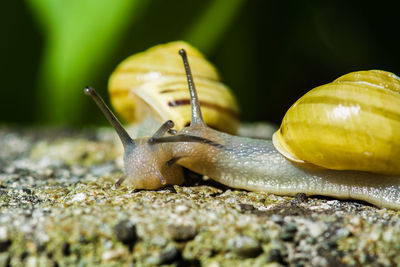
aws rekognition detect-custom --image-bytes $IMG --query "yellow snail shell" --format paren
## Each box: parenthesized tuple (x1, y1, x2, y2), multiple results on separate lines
(108, 41, 240, 134)
(273, 70, 400, 175)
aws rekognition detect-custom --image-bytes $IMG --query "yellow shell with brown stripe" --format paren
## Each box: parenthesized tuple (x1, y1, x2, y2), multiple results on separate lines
(273, 70, 400, 175)
(108, 41, 239, 134)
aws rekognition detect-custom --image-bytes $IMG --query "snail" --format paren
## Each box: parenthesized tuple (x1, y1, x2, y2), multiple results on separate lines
(108, 41, 239, 136)
(85, 49, 400, 210)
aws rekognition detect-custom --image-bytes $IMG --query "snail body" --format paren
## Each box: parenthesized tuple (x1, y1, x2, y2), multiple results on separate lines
(175, 125, 400, 209)
(85, 48, 400, 209)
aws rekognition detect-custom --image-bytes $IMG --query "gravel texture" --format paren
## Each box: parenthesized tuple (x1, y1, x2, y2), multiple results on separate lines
(1, 125, 400, 266)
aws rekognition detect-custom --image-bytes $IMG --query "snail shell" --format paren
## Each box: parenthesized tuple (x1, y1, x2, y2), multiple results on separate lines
(108, 41, 240, 134)
(273, 70, 400, 175)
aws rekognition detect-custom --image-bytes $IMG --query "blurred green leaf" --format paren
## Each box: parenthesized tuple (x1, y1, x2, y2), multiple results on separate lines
(27, 0, 148, 124)
(26, 0, 243, 125)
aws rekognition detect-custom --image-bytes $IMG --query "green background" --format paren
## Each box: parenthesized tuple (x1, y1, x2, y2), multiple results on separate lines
(1, 0, 399, 126)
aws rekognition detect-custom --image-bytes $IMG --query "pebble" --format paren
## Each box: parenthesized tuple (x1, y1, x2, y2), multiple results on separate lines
(61, 242, 71, 256)
(175, 205, 189, 213)
(280, 223, 297, 241)
(102, 248, 126, 261)
(0, 226, 11, 253)
(296, 218, 327, 238)
(0, 240, 11, 253)
(151, 235, 168, 247)
(167, 224, 197, 242)
(114, 220, 138, 246)
(71, 193, 86, 202)
(158, 245, 180, 265)
(239, 203, 255, 212)
(266, 249, 285, 264)
(270, 214, 284, 225)
(0, 227, 8, 240)
(227, 235, 262, 258)
(294, 193, 308, 203)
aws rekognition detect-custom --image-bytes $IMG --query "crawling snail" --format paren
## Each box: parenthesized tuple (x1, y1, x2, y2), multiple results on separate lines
(108, 41, 239, 136)
(85, 49, 400, 210)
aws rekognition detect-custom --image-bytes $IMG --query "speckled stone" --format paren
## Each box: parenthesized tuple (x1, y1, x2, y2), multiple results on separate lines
(1, 126, 400, 266)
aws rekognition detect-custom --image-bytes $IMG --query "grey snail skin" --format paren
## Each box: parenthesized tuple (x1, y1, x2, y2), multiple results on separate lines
(85, 49, 400, 210)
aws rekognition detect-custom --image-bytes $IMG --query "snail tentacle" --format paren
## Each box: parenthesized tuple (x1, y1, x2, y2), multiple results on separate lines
(115, 175, 127, 188)
(84, 87, 135, 150)
(167, 129, 178, 135)
(166, 156, 185, 167)
(151, 120, 175, 140)
(179, 49, 206, 127)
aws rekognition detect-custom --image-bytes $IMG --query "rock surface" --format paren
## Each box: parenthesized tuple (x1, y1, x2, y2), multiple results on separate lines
(1, 126, 400, 266)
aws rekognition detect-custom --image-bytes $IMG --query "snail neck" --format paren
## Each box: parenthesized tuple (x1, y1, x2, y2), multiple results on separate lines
(172, 126, 284, 187)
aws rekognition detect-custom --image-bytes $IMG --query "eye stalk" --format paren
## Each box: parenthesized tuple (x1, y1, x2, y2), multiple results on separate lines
(179, 49, 205, 126)
(150, 120, 175, 140)
(84, 86, 135, 150)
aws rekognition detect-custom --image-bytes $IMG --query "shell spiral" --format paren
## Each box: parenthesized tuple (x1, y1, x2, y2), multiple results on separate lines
(273, 70, 400, 175)
(108, 41, 240, 134)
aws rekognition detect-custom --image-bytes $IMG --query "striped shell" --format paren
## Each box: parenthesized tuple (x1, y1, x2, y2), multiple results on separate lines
(108, 41, 239, 134)
(273, 70, 400, 175)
